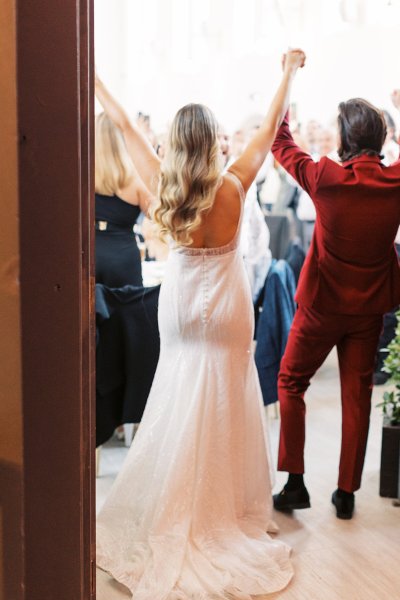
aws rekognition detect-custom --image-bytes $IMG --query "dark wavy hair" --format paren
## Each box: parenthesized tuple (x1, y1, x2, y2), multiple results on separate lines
(337, 98, 387, 162)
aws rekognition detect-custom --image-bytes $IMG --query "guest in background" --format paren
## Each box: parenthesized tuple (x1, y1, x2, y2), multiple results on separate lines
(391, 89, 400, 124)
(156, 132, 167, 159)
(227, 123, 272, 299)
(381, 109, 399, 166)
(230, 129, 246, 159)
(136, 111, 157, 149)
(241, 187, 272, 300)
(298, 126, 338, 248)
(304, 119, 322, 154)
(247, 124, 270, 204)
(316, 127, 338, 161)
(259, 158, 282, 212)
(278, 123, 312, 247)
(95, 109, 153, 287)
(218, 125, 231, 168)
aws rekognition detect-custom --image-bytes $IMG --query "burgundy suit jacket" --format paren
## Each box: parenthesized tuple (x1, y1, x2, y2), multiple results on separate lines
(272, 114, 400, 315)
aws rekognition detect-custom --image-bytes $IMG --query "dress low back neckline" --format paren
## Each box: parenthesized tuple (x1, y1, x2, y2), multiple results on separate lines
(174, 171, 245, 257)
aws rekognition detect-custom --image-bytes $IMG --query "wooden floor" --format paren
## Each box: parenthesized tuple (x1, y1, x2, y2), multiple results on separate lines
(96, 351, 400, 600)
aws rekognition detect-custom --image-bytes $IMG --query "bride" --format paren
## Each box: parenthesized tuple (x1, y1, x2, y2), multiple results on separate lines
(95, 49, 305, 599)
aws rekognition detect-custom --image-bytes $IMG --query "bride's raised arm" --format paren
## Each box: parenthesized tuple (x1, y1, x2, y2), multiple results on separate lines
(95, 74, 161, 196)
(228, 49, 305, 193)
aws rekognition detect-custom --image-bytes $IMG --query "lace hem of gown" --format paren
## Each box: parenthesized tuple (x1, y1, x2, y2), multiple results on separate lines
(97, 525, 293, 600)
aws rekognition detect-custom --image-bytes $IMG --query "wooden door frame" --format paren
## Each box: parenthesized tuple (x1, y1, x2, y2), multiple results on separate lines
(1, 1, 95, 598)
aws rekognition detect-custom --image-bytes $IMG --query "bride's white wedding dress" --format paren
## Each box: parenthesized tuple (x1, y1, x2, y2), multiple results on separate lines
(96, 172, 293, 599)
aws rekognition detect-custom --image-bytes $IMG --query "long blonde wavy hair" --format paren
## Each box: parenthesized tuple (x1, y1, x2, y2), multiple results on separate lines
(95, 112, 134, 195)
(153, 104, 222, 246)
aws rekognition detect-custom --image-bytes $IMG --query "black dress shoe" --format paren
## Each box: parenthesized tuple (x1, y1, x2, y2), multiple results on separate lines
(331, 489, 355, 519)
(273, 485, 311, 511)
(373, 371, 390, 386)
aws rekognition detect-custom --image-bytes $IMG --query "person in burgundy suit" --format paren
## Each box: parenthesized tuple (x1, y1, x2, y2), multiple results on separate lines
(271, 87, 400, 519)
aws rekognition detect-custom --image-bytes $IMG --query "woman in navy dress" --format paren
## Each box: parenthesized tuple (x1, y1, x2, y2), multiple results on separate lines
(95, 111, 153, 287)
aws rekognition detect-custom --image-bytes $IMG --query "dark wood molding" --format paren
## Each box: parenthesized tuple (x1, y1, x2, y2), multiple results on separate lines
(17, 1, 95, 598)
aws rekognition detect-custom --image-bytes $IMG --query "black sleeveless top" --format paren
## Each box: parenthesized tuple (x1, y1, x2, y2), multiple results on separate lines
(95, 193, 141, 228)
(95, 193, 143, 287)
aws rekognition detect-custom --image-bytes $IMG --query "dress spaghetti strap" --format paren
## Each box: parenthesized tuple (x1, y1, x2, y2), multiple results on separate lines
(225, 170, 246, 203)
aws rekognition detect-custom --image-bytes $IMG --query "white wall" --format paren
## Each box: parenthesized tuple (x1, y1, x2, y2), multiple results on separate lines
(95, 0, 400, 133)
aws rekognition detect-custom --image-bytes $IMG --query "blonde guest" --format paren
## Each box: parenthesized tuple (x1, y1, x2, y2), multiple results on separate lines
(95, 111, 153, 287)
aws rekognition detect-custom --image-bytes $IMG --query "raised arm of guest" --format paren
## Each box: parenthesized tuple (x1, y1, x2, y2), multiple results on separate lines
(228, 49, 306, 194)
(95, 74, 161, 196)
(95, 111, 155, 215)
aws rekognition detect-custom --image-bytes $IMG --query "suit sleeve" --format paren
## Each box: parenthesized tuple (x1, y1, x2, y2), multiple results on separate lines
(272, 112, 320, 197)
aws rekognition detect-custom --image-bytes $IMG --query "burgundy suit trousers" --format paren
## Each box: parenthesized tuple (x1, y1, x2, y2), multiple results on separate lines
(278, 305, 383, 492)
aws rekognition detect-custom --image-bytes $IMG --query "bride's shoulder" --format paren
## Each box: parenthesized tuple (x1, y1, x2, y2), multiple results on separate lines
(221, 170, 245, 201)
(212, 173, 242, 222)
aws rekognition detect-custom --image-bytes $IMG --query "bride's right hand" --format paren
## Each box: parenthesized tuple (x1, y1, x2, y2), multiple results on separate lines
(282, 49, 306, 75)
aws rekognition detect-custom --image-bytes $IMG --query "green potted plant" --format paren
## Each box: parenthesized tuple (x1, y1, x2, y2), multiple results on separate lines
(377, 310, 400, 497)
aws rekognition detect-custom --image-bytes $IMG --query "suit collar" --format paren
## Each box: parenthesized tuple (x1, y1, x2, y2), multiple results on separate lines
(341, 154, 383, 168)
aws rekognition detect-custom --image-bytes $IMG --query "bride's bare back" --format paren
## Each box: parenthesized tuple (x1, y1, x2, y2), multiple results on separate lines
(188, 174, 242, 249)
